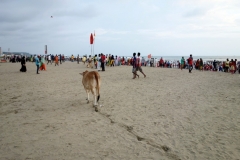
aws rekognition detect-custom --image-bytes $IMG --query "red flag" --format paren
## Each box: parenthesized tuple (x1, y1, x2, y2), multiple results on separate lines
(90, 33, 94, 44)
(148, 54, 151, 58)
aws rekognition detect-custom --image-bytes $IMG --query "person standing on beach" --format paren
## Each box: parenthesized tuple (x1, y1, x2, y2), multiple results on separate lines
(136, 52, 146, 78)
(233, 59, 237, 73)
(20, 56, 27, 72)
(180, 57, 185, 70)
(132, 53, 139, 79)
(101, 53, 105, 71)
(55, 54, 59, 66)
(199, 58, 203, 71)
(97, 54, 101, 71)
(77, 54, 80, 64)
(59, 54, 62, 64)
(225, 58, 230, 72)
(35, 55, 40, 74)
(188, 54, 193, 73)
(47, 54, 52, 65)
(51, 54, 54, 63)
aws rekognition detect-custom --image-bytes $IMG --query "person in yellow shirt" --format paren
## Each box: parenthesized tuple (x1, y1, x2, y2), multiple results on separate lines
(225, 58, 229, 72)
(82, 56, 86, 64)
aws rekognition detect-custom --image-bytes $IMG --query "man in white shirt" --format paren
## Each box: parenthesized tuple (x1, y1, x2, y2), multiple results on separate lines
(47, 54, 52, 65)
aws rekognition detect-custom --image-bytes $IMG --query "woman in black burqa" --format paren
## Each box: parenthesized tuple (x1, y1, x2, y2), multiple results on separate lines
(20, 56, 27, 72)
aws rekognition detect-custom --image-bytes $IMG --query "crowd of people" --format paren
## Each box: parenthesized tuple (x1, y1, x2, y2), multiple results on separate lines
(77, 54, 240, 74)
(3, 53, 239, 75)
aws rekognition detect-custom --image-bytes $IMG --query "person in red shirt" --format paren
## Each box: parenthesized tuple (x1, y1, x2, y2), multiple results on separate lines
(101, 53, 105, 71)
(159, 57, 164, 68)
(188, 54, 193, 73)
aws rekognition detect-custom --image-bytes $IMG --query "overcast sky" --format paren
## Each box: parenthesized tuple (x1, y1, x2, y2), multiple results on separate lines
(1, 0, 240, 56)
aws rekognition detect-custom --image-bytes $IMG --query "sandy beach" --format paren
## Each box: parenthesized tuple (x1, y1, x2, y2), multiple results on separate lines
(0, 61, 239, 160)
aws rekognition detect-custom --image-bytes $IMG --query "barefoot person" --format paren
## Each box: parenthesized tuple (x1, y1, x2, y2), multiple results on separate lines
(132, 52, 139, 79)
(136, 52, 146, 78)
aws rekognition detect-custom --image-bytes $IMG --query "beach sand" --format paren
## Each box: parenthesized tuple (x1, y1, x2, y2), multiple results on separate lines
(0, 61, 239, 160)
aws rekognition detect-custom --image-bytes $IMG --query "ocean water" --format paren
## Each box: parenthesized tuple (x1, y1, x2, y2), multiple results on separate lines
(125, 56, 240, 62)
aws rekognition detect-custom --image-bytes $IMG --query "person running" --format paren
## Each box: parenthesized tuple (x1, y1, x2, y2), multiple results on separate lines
(132, 53, 139, 79)
(188, 54, 193, 73)
(136, 52, 146, 78)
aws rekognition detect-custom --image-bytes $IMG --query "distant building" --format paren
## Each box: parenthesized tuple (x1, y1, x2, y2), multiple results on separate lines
(2, 52, 32, 57)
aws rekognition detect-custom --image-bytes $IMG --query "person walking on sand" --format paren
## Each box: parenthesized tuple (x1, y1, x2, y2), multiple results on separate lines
(55, 54, 59, 66)
(136, 52, 146, 78)
(40, 55, 46, 71)
(35, 55, 40, 74)
(132, 52, 139, 79)
(47, 54, 52, 65)
(188, 54, 193, 73)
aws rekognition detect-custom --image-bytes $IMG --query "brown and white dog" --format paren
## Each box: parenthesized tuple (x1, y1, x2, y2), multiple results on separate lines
(79, 70, 101, 111)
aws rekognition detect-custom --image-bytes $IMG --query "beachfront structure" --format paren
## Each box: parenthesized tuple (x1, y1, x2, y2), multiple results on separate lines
(2, 52, 32, 57)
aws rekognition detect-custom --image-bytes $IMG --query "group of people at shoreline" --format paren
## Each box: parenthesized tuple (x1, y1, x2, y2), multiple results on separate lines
(9, 53, 239, 75)
(79, 54, 240, 75)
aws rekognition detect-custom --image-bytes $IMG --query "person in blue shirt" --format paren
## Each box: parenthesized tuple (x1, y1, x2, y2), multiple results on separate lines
(35, 55, 40, 74)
